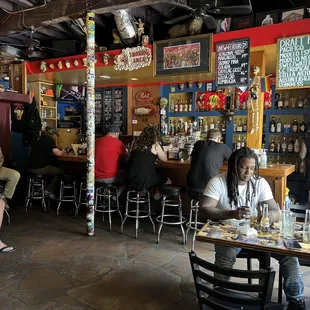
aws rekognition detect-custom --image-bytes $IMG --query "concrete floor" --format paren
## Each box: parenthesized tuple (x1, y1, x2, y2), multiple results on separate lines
(1, 204, 310, 310)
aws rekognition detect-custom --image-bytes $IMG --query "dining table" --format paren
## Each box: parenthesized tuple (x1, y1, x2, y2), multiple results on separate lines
(196, 220, 310, 269)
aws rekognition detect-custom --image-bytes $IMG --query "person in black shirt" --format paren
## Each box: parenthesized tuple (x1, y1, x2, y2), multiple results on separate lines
(187, 129, 231, 195)
(28, 127, 64, 198)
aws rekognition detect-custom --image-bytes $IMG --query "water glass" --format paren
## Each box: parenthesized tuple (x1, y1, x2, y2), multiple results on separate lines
(279, 210, 294, 238)
(303, 223, 310, 244)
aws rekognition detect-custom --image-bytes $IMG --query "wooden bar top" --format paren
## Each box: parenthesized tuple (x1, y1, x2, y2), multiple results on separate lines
(58, 153, 88, 163)
(157, 160, 295, 178)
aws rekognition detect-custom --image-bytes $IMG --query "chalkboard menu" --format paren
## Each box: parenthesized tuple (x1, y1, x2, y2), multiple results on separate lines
(95, 92, 102, 127)
(103, 89, 113, 132)
(215, 38, 250, 88)
(277, 35, 310, 89)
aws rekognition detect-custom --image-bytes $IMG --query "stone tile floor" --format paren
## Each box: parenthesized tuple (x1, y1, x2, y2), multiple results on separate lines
(1, 206, 310, 310)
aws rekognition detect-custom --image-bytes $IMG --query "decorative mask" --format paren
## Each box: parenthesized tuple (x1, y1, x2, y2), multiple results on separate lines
(82, 58, 87, 66)
(65, 61, 71, 69)
(197, 81, 202, 88)
(57, 61, 63, 69)
(253, 66, 260, 76)
(49, 63, 55, 70)
(73, 60, 79, 67)
(188, 81, 193, 89)
(40, 62, 47, 72)
(179, 83, 184, 90)
(102, 53, 110, 65)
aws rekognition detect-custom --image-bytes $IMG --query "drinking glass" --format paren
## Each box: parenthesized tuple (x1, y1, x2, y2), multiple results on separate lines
(279, 210, 294, 238)
(303, 224, 310, 244)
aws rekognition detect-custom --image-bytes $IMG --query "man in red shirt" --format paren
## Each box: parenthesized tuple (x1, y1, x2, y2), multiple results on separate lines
(95, 125, 127, 187)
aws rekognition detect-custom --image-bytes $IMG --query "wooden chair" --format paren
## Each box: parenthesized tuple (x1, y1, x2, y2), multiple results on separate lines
(189, 251, 284, 310)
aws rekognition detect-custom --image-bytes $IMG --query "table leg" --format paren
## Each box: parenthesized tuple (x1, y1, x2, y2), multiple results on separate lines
(259, 252, 271, 269)
(274, 177, 286, 209)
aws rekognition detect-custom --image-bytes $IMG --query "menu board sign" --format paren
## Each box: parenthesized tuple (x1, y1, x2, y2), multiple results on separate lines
(215, 38, 250, 88)
(277, 35, 310, 89)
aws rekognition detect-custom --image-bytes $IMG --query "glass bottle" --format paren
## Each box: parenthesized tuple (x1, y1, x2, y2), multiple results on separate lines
(204, 120, 208, 132)
(269, 139, 275, 152)
(215, 119, 220, 130)
(241, 136, 246, 148)
(242, 119, 247, 132)
(236, 135, 241, 150)
(284, 93, 290, 109)
(276, 117, 282, 133)
(277, 94, 283, 109)
(170, 98, 175, 112)
(292, 118, 299, 133)
(294, 138, 300, 153)
(281, 137, 287, 153)
(288, 137, 294, 153)
(198, 117, 203, 132)
(237, 118, 243, 132)
(188, 101, 192, 112)
(303, 210, 310, 243)
(179, 99, 183, 112)
(298, 96, 304, 109)
(210, 118, 215, 130)
(260, 204, 270, 235)
(270, 117, 276, 133)
(174, 100, 179, 113)
(183, 100, 188, 112)
(290, 97, 296, 109)
(276, 139, 281, 153)
(300, 120, 306, 133)
(221, 120, 226, 132)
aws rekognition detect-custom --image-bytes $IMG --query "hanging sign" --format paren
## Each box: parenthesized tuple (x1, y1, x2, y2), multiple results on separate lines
(135, 89, 155, 103)
(215, 38, 250, 88)
(277, 34, 310, 89)
(114, 46, 152, 71)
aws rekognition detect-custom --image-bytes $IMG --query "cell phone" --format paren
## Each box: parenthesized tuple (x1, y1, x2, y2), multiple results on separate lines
(283, 240, 302, 249)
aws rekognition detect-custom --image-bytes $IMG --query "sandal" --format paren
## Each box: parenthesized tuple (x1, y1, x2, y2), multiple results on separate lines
(0, 246, 16, 253)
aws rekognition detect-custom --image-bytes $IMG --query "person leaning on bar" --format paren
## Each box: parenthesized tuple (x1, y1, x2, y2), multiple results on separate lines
(200, 147, 306, 310)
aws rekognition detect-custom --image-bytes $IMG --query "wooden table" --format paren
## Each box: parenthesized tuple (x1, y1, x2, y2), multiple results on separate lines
(157, 161, 295, 208)
(196, 221, 310, 269)
(58, 153, 88, 163)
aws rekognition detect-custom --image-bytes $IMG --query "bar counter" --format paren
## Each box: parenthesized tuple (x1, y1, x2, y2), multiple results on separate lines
(57, 154, 294, 208)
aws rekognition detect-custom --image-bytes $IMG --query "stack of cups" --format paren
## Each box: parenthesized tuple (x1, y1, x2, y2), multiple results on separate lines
(303, 210, 310, 244)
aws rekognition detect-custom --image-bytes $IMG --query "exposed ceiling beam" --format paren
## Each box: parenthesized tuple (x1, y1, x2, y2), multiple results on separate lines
(36, 27, 69, 39)
(8, 0, 34, 8)
(0, 0, 171, 35)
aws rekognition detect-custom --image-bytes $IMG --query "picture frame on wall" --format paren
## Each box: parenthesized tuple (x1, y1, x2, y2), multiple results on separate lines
(230, 15, 254, 31)
(216, 17, 232, 33)
(255, 10, 280, 27)
(153, 34, 212, 76)
(281, 7, 307, 23)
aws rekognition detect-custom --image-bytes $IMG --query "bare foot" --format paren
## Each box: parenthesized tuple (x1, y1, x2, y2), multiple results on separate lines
(0, 240, 15, 252)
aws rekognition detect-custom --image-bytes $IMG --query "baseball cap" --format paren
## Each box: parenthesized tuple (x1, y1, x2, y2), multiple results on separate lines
(108, 124, 121, 133)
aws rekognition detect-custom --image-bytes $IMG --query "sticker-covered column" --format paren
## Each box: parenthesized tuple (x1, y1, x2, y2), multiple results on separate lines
(86, 11, 96, 236)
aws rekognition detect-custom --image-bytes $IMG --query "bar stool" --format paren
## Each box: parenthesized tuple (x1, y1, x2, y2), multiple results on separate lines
(78, 178, 87, 209)
(56, 175, 78, 216)
(185, 192, 205, 251)
(121, 189, 155, 238)
(95, 182, 123, 231)
(156, 185, 186, 244)
(25, 174, 48, 212)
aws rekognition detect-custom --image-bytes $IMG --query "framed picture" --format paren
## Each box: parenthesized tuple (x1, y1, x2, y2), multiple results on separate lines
(153, 34, 212, 76)
(281, 7, 307, 23)
(216, 18, 232, 33)
(231, 15, 254, 31)
(255, 10, 280, 27)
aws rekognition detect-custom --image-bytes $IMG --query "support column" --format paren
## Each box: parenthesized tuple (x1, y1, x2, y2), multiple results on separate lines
(86, 11, 96, 236)
(247, 51, 267, 149)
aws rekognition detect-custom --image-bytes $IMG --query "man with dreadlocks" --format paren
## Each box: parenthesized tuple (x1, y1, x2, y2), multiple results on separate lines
(200, 147, 306, 310)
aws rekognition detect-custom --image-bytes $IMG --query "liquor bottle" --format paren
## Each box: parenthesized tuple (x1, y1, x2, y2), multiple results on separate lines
(188, 101, 192, 112)
(277, 94, 283, 109)
(236, 118, 243, 132)
(276, 139, 281, 153)
(204, 121, 208, 132)
(290, 97, 296, 109)
(288, 137, 294, 153)
(292, 118, 299, 133)
(209, 118, 215, 130)
(300, 120, 306, 133)
(298, 96, 304, 109)
(169, 120, 174, 136)
(284, 94, 290, 109)
(304, 98, 309, 108)
(276, 117, 282, 133)
(221, 120, 226, 132)
(198, 117, 203, 132)
(242, 119, 247, 132)
(236, 135, 241, 150)
(241, 136, 246, 148)
(236, 94, 240, 110)
(170, 98, 175, 112)
(270, 117, 276, 133)
(281, 137, 287, 153)
(260, 204, 270, 235)
(174, 100, 179, 112)
(184, 121, 188, 134)
(179, 99, 183, 112)
(269, 139, 275, 152)
(233, 120, 237, 132)
(183, 100, 188, 112)
(215, 119, 220, 130)
(294, 138, 300, 153)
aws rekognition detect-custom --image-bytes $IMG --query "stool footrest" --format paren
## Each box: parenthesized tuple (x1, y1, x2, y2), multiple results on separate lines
(126, 210, 151, 219)
(156, 214, 186, 225)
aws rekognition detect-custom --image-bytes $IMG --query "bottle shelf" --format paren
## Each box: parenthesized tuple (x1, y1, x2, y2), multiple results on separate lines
(265, 132, 305, 135)
(264, 109, 308, 115)
(267, 152, 300, 155)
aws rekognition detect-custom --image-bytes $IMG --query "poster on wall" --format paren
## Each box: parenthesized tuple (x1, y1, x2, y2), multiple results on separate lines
(215, 38, 250, 88)
(277, 34, 310, 89)
(153, 34, 212, 76)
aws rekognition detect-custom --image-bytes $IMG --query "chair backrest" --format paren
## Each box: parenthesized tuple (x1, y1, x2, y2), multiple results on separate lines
(189, 252, 275, 310)
(290, 204, 309, 220)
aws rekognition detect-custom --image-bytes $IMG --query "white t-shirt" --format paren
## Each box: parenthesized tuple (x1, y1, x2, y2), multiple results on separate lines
(203, 173, 274, 210)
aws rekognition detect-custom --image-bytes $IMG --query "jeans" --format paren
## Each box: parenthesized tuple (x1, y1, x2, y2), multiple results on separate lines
(29, 165, 63, 194)
(215, 245, 304, 303)
(0, 166, 20, 199)
(96, 172, 126, 197)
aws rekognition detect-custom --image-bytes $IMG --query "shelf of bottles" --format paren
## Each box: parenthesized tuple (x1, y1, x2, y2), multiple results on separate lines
(169, 93, 193, 113)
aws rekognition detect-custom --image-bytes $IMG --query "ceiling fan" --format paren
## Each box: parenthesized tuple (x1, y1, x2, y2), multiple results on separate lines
(163, 0, 252, 28)
(0, 27, 64, 58)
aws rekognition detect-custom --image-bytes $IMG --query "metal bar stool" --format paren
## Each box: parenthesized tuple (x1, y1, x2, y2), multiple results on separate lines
(57, 176, 78, 216)
(156, 185, 186, 244)
(25, 174, 47, 212)
(78, 178, 87, 209)
(95, 183, 123, 231)
(185, 192, 205, 251)
(121, 189, 155, 238)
